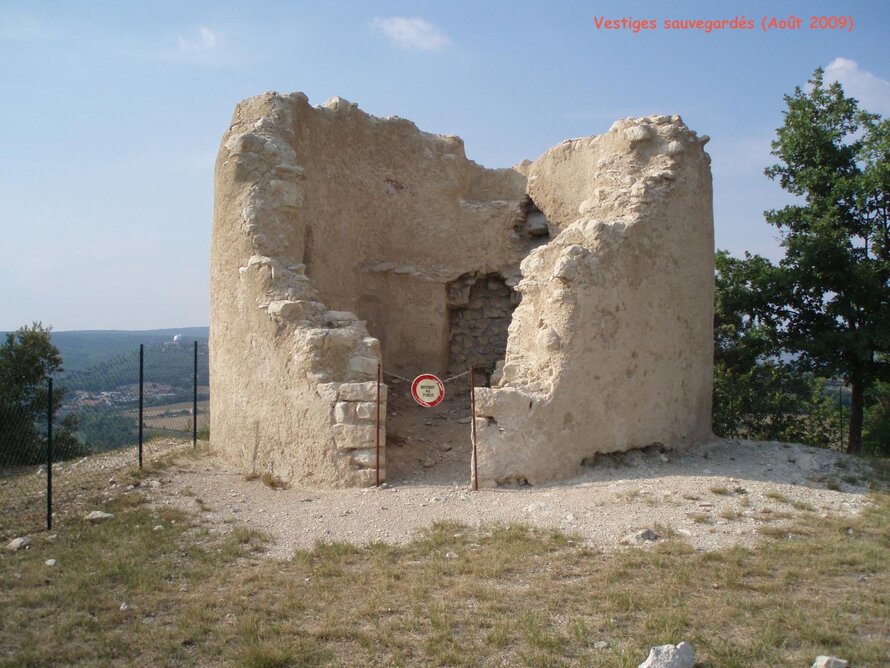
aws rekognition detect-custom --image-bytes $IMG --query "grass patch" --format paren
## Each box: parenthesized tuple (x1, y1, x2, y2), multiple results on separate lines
(765, 491, 790, 503)
(710, 485, 731, 496)
(1, 448, 888, 666)
(261, 473, 289, 490)
(652, 523, 679, 539)
(812, 474, 844, 491)
(758, 508, 794, 522)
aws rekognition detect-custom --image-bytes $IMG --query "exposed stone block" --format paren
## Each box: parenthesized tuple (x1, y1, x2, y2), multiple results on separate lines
(334, 401, 355, 424)
(355, 401, 378, 420)
(338, 382, 386, 402)
(332, 424, 385, 450)
(624, 125, 651, 144)
(324, 310, 359, 325)
(315, 383, 339, 402)
(267, 300, 310, 320)
(347, 355, 378, 379)
(350, 448, 385, 469)
(343, 469, 379, 487)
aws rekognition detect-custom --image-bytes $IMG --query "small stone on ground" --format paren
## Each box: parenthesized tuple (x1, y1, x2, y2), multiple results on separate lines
(638, 641, 695, 668)
(811, 657, 849, 668)
(5, 537, 31, 552)
(621, 528, 661, 545)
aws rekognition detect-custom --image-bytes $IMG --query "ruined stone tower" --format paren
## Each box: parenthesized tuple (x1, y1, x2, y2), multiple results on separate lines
(210, 92, 714, 487)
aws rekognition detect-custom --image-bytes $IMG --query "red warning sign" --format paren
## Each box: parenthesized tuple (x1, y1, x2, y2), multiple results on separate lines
(411, 374, 445, 408)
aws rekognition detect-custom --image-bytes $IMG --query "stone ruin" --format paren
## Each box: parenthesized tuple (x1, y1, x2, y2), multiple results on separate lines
(210, 92, 714, 488)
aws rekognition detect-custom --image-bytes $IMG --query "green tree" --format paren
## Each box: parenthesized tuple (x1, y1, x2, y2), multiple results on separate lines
(863, 372, 890, 455)
(0, 322, 84, 466)
(713, 250, 836, 445)
(763, 68, 890, 454)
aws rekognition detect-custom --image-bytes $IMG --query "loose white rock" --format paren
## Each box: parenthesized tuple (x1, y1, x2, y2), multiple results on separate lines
(5, 537, 31, 552)
(811, 657, 849, 668)
(638, 641, 694, 668)
(84, 510, 114, 523)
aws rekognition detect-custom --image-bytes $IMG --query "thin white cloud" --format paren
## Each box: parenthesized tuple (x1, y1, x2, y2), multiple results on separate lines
(177, 26, 219, 53)
(145, 25, 238, 66)
(371, 17, 449, 52)
(825, 57, 890, 116)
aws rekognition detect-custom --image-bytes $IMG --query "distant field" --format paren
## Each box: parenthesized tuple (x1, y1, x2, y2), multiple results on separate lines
(125, 401, 210, 432)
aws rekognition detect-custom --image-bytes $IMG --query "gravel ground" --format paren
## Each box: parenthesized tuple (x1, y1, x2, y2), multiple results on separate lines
(142, 437, 879, 559)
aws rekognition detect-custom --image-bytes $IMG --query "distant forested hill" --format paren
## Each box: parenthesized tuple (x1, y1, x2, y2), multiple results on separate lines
(49, 327, 209, 374)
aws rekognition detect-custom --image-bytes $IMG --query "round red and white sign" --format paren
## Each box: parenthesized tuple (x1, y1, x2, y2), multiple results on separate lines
(411, 374, 445, 408)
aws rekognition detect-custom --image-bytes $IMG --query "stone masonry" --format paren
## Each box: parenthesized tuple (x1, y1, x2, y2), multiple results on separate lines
(210, 92, 714, 488)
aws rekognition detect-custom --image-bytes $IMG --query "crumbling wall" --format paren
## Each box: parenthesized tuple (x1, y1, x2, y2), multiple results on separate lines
(211, 92, 713, 489)
(210, 93, 530, 487)
(474, 116, 714, 486)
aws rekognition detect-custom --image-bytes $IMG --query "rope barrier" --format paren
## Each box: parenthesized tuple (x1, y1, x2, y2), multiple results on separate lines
(382, 369, 472, 385)
(381, 370, 413, 383)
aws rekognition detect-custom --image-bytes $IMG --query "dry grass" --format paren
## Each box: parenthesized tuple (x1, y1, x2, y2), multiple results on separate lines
(261, 472, 289, 490)
(718, 508, 743, 521)
(1, 450, 889, 666)
(0, 439, 201, 539)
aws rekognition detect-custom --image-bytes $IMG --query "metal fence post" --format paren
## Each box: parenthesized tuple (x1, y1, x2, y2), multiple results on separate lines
(470, 365, 478, 491)
(839, 383, 843, 450)
(193, 340, 198, 447)
(375, 363, 381, 487)
(139, 344, 144, 468)
(46, 378, 53, 531)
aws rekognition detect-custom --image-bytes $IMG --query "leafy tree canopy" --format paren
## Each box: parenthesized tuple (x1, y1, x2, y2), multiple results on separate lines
(760, 68, 889, 453)
(0, 323, 84, 465)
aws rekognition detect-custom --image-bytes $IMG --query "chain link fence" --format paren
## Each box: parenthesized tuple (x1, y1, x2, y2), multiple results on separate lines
(0, 396, 50, 536)
(0, 341, 209, 537)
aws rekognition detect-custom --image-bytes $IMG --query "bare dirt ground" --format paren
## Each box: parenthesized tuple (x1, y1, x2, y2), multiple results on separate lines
(125, 378, 883, 559)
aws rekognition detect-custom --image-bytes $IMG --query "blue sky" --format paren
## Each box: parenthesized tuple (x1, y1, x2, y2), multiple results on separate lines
(2, 1, 889, 331)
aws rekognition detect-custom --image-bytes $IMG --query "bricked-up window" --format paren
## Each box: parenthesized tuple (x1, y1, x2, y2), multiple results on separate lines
(447, 273, 514, 379)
